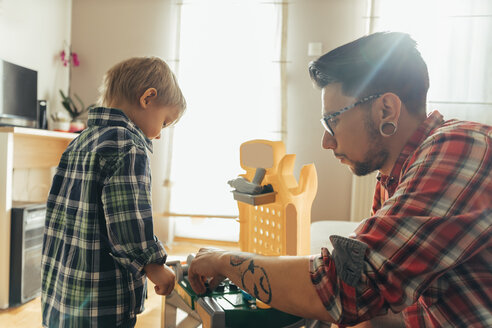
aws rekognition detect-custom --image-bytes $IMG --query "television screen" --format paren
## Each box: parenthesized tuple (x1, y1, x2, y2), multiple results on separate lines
(0, 59, 38, 127)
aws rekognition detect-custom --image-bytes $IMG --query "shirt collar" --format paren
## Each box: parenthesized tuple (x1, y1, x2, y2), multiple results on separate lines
(378, 110, 445, 191)
(87, 107, 153, 153)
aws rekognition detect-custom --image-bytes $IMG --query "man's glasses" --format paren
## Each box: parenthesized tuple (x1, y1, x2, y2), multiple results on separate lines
(320, 94, 381, 136)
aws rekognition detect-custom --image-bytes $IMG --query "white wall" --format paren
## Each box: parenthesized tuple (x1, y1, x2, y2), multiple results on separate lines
(0, 0, 72, 204)
(286, 0, 368, 221)
(0, 0, 72, 120)
(71, 0, 179, 107)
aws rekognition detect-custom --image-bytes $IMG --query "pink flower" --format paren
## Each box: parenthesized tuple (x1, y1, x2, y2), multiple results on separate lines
(60, 50, 69, 66)
(71, 52, 80, 66)
(59, 49, 81, 67)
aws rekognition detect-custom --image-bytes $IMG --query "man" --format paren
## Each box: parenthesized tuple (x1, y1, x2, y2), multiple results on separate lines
(188, 32, 492, 327)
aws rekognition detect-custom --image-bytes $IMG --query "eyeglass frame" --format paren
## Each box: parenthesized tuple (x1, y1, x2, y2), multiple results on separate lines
(320, 93, 382, 136)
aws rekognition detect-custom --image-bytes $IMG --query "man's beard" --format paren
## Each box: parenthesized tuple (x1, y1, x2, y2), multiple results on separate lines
(350, 117, 389, 176)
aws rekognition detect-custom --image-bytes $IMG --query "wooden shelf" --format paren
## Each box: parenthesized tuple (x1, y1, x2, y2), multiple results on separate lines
(0, 127, 77, 169)
(0, 126, 78, 139)
(0, 128, 77, 309)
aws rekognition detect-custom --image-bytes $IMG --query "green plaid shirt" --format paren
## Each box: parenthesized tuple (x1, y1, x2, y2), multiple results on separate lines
(42, 107, 167, 327)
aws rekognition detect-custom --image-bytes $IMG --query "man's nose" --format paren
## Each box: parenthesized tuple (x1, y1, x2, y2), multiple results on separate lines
(322, 130, 337, 150)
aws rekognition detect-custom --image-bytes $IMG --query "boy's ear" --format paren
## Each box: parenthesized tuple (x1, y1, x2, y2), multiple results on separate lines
(140, 88, 158, 108)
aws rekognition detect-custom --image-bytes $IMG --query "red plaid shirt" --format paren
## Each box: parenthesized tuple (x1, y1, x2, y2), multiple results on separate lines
(310, 111, 492, 327)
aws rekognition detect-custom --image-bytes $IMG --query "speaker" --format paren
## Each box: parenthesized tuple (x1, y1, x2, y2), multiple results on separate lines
(37, 100, 47, 129)
(9, 202, 46, 306)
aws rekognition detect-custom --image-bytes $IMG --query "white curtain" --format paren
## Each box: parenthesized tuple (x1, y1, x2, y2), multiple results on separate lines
(168, 0, 286, 240)
(351, 0, 492, 221)
(370, 0, 492, 123)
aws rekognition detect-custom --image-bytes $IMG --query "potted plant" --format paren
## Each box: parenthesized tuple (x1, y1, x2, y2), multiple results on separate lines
(50, 111, 71, 132)
(59, 90, 95, 132)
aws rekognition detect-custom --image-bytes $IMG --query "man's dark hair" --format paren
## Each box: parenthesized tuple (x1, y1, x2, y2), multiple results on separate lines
(309, 32, 429, 115)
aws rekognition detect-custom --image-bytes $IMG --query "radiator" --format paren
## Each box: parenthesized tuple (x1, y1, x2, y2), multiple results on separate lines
(350, 172, 378, 222)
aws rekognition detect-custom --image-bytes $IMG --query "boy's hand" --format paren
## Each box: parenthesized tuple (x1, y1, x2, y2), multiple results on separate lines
(144, 263, 176, 296)
(154, 264, 176, 296)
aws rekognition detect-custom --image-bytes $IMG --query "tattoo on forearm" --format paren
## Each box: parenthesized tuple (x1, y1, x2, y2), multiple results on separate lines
(240, 260, 272, 304)
(230, 254, 251, 266)
(229, 254, 273, 304)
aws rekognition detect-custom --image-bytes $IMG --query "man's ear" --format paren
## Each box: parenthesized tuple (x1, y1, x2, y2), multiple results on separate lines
(376, 92, 401, 124)
(139, 88, 158, 108)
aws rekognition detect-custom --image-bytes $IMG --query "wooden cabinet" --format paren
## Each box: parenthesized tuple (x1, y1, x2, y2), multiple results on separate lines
(0, 127, 76, 309)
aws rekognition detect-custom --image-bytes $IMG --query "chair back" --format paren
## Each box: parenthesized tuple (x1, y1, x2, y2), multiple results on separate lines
(236, 139, 317, 256)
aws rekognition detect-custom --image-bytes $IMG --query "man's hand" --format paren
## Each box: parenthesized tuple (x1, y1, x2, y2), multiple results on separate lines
(144, 263, 176, 296)
(189, 248, 335, 322)
(188, 248, 227, 294)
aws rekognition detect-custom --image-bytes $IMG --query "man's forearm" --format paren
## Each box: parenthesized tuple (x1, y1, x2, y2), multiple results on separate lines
(216, 251, 334, 322)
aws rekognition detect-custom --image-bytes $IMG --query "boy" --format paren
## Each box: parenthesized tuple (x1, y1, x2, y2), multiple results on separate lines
(42, 57, 186, 327)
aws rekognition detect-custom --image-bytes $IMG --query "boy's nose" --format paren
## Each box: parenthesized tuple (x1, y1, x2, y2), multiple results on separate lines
(322, 130, 337, 150)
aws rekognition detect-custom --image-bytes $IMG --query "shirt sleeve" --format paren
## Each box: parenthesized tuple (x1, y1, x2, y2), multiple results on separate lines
(101, 146, 167, 279)
(310, 128, 492, 325)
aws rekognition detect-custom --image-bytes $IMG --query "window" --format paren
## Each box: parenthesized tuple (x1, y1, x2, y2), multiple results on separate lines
(369, 0, 492, 123)
(168, 0, 286, 241)
(351, 0, 492, 220)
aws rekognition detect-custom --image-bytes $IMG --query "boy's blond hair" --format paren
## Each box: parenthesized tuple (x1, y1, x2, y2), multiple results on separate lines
(99, 57, 186, 117)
